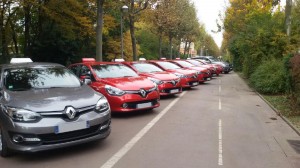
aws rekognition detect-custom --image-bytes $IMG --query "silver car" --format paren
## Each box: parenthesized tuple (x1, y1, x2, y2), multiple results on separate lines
(0, 60, 111, 157)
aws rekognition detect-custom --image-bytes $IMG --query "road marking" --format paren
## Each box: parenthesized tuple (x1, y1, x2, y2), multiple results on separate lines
(218, 119, 223, 166)
(219, 98, 222, 110)
(219, 85, 221, 93)
(100, 91, 187, 168)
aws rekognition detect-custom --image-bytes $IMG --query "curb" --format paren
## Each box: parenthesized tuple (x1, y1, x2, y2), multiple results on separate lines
(256, 92, 300, 136)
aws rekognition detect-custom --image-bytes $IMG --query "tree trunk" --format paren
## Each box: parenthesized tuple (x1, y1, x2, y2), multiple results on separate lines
(187, 42, 191, 58)
(129, 14, 137, 61)
(24, 3, 31, 56)
(169, 35, 173, 60)
(183, 41, 188, 57)
(96, 0, 104, 61)
(158, 32, 162, 59)
(285, 0, 292, 37)
(0, 3, 9, 63)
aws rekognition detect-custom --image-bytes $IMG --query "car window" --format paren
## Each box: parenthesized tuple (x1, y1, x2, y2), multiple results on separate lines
(175, 61, 193, 67)
(4, 67, 81, 91)
(133, 63, 163, 73)
(80, 65, 91, 76)
(91, 64, 138, 78)
(156, 61, 181, 70)
(188, 60, 201, 66)
(69, 65, 79, 76)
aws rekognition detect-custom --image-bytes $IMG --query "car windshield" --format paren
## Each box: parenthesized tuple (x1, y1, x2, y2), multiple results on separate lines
(188, 60, 202, 66)
(156, 62, 181, 70)
(133, 63, 163, 73)
(175, 61, 193, 67)
(92, 64, 138, 78)
(208, 57, 219, 62)
(4, 67, 81, 91)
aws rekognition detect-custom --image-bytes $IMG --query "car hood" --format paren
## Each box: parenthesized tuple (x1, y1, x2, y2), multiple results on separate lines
(100, 76, 155, 90)
(3, 85, 101, 112)
(167, 69, 195, 75)
(139, 72, 178, 81)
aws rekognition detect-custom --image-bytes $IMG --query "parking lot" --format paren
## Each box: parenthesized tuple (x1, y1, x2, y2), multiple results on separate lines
(1, 72, 300, 168)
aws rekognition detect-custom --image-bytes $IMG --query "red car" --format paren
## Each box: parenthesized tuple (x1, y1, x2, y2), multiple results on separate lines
(191, 59, 223, 75)
(186, 59, 221, 76)
(167, 60, 212, 83)
(122, 61, 182, 96)
(69, 59, 160, 113)
(147, 60, 199, 88)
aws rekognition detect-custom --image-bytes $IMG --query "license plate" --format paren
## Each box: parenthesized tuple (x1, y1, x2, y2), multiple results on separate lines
(137, 102, 152, 109)
(170, 89, 179, 93)
(55, 121, 89, 134)
(192, 82, 198, 86)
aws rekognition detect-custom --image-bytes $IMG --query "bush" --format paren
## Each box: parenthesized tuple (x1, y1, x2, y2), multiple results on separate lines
(250, 59, 285, 94)
(290, 55, 300, 107)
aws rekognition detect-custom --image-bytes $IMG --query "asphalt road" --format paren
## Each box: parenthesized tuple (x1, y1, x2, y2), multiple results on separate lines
(1, 72, 300, 168)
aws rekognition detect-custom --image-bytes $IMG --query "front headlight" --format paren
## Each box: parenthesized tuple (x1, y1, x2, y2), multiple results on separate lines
(147, 77, 163, 85)
(2, 106, 41, 122)
(174, 73, 187, 78)
(105, 85, 125, 96)
(95, 96, 110, 113)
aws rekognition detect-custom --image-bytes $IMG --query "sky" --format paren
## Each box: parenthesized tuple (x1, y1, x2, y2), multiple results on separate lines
(190, 0, 229, 48)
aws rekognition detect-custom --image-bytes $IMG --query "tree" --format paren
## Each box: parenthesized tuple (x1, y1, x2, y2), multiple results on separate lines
(96, 0, 105, 61)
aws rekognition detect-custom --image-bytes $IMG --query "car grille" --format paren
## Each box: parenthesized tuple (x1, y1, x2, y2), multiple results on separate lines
(39, 105, 96, 120)
(39, 120, 110, 145)
(126, 99, 159, 109)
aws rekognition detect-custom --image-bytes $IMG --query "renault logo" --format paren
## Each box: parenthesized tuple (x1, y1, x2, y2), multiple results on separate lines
(65, 107, 77, 119)
(139, 89, 147, 98)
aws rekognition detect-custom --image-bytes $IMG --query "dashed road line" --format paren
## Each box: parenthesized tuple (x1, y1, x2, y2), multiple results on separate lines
(218, 119, 223, 166)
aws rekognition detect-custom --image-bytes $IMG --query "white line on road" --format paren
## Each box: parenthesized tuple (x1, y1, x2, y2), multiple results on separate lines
(219, 97, 222, 110)
(218, 119, 223, 166)
(100, 91, 187, 168)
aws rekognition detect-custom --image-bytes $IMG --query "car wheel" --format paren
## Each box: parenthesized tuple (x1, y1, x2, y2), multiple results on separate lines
(0, 127, 12, 157)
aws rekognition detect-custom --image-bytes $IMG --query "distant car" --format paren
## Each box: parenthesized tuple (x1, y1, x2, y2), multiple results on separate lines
(167, 60, 212, 83)
(186, 59, 221, 76)
(69, 59, 160, 113)
(192, 56, 231, 74)
(0, 59, 111, 157)
(122, 62, 182, 96)
(147, 60, 199, 88)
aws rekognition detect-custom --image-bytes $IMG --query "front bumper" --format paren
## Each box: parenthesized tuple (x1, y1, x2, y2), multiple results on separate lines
(1, 110, 111, 153)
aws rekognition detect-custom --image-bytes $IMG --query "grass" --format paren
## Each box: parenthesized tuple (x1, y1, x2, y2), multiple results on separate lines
(262, 94, 300, 130)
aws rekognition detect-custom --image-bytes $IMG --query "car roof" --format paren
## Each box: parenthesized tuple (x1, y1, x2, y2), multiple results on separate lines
(1, 62, 64, 69)
(86, 61, 124, 65)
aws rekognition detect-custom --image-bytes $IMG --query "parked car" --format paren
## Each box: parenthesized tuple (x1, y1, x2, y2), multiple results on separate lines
(69, 59, 160, 113)
(0, 58, 111, 157)
(191, 56, 231, 74)
(122, 62, 182, 96)
(186, 59, 221, 76)
(147, 60, 199, 88)
(167, 60, 212, 83)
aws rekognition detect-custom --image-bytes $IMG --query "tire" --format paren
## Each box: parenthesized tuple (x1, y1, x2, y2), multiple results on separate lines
(0, 127, 12, 157)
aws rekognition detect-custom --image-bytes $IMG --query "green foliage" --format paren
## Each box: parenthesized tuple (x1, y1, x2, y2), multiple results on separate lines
(249, 59, 285, 94)
(290, 55, 300, 107)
